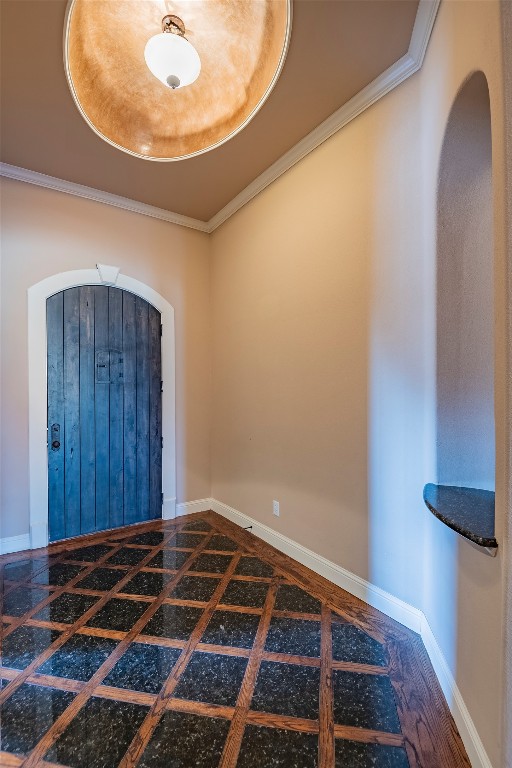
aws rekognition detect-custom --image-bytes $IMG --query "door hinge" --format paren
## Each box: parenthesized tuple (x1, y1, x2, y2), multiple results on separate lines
(160, 324, 163, 337)
(161, 492, 164, 505)
(161, 436, 164, 449)
(160, 380, 163, 393)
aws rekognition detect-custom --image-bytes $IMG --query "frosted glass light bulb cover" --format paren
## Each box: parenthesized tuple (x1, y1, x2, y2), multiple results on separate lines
(144, 33, 201, 89)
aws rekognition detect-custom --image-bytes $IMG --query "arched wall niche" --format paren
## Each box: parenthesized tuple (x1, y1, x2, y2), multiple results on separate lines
(436, 70, 495, 490)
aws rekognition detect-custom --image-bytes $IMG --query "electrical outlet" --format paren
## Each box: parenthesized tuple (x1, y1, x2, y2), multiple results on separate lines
(273, 500, 280, 517)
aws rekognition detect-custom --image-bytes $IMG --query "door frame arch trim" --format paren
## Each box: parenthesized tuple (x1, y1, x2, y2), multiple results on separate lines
(28, 266, 176, 548)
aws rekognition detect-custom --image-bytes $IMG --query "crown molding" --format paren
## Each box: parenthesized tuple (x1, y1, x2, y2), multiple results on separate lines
(0, 162, 210, 233)
(208, 0, 441, 232)
(0, 0, 440, 236)
(409, 0, 441, 65)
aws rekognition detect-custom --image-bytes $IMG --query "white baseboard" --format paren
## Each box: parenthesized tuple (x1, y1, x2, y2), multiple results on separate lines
(0, 533, 31, 555)
(420, 616, 493, 768)
(207, 497, 493, 768)
(30, 521, 48, 550)
(176, 498, 213, 517)
(210, 498, 423, 631)
(162, 497, 177, 520)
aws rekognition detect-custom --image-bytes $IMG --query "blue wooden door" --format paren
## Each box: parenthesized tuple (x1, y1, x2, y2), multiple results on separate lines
(47, 286, 162, 542)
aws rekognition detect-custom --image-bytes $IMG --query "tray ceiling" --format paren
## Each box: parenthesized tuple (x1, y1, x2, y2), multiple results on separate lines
(1, 0, 419, 222)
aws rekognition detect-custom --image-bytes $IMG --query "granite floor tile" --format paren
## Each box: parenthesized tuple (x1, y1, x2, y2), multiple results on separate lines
(251, 660, 320, 720)
(207, 534, 239, 552)
(121, 571, 172, 597)
(332, 622, 387, 667)
(201, 609, 261, 648)
(31, 563, 85, 586)
(36, 632, 118, 681)
(127, 531, 168, 546)
(235, 556, 274, 578)
(237, 724, 319, 768)
(0, 683, 75, 756)
(264, 616, 321, 657)
(274, 584, 322, 615)
(103, 641, 182, 694)
(335, 738, 410, 768)
(332, 671, 401, 733)
(142, 603, 204, 640)
(181, 520, 212, 531)
(169, 575, 220, 602)
(3, 558, 53, 582)
(138, 711, 230, 768)
(190, 553, 233, 574)
(75, 567, 128, 592)
(170, 532, 206, 549)
(1, 625, 62, 670)
(64, 544, 115, 562)
(2, 585, 52, 617)
(148, 549, 190, 570)
(86, 597, 149, 632)
(45, 696, 148, 768)
(106, 547, 151, 566)
(174, 651, 248, 706)
(33, 592, 99, 624)
(220, 579, 269, 608)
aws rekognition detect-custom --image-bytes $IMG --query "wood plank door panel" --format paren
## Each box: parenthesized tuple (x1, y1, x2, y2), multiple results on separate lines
(122, 291, 137, 527)
(109, 287, 124, 530)
(47, 286, 162, 542)
(63, 287, 81, 539)
(135, 295, 150, 524)
(47, 291, 65, 541)
(94, 286, 110, 533)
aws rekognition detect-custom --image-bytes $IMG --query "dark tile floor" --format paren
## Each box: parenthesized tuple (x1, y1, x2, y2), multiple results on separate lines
(0, 514, 413, 767)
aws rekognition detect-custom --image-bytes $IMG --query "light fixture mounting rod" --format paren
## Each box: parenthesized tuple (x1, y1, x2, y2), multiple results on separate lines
(161, 14, 186, 36)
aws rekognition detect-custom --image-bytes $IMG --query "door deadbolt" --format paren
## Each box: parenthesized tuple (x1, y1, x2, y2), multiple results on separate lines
(51, 423, 60, 451)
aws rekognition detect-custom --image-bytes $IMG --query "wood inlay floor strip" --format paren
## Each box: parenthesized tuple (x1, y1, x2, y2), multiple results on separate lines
(16, 523, 215, 767)
(318, 604, 335, 767)
(117, 552, 245, 768)
(218, 578, 280, 768)
(0, 511, 472, 768)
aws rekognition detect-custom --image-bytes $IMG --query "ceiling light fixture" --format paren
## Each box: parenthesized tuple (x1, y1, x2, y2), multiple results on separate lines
(64, 0, 292, 161)
(144, 14, 201, 90)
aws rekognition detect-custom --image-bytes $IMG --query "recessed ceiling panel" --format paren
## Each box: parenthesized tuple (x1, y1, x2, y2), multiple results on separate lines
(65, 0, 291, 160)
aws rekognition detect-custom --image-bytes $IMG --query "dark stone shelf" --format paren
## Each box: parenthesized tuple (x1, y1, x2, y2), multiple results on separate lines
(423, 484, 497, 550)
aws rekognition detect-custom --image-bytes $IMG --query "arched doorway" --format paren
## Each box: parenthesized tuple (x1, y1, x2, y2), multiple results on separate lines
(28, 266, 176, 548)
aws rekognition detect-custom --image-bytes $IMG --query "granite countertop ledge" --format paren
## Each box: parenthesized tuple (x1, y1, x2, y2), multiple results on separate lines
(423, 483, 498, 550)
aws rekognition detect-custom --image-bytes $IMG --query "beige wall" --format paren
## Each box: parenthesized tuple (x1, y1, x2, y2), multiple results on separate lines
(0, 180, 211, 540)
(211, 128, 371, 578)
(210, 1, 507, 764)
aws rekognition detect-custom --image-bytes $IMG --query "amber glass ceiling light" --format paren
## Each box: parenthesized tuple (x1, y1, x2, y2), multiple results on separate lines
(64, 0, 292, 161)
(144, 14, 200, 90)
